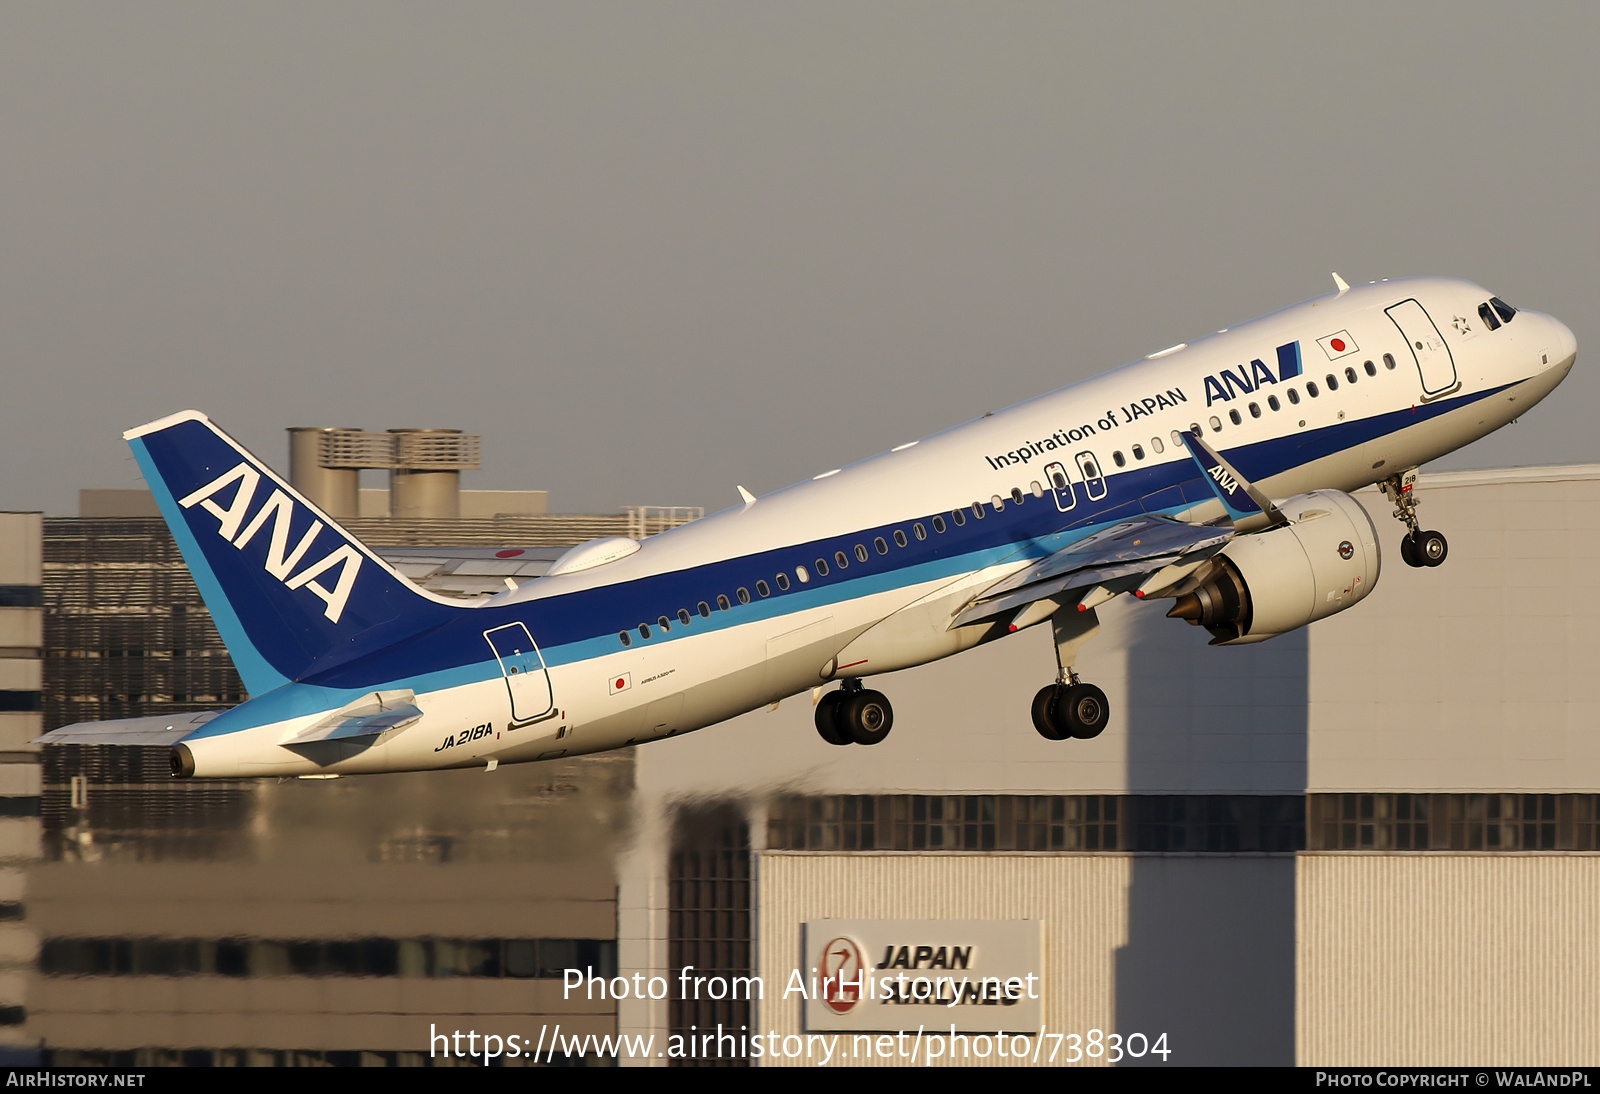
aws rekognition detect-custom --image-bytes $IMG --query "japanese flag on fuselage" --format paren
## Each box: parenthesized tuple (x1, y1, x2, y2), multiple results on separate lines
(1318, 331, 1359, 360)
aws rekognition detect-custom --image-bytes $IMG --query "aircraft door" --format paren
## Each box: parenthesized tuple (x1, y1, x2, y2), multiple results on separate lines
(1386, 299, 1459, 399)
(1075, 452, 1108, 501)
(484, 622, 555, 724)
(1043, 461, 1078, 512)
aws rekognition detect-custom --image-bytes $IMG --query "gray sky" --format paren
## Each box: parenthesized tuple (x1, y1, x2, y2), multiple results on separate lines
(3, 2, 1596, 516)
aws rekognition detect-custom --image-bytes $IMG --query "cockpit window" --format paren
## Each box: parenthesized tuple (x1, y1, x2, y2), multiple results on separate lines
(1490, 297, 1517, 324)
(1478, 302, 1501, 331)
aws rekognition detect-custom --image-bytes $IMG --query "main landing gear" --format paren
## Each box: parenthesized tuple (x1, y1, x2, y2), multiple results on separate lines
(1031, 680, 1110, 741)
(1030, 606, 1111, 742)
(815, 678, 894, 746)
(1381, 469, 1448, 569)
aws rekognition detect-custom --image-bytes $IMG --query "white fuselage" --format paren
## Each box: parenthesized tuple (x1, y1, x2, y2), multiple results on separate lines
(177, 277, 1576, 776)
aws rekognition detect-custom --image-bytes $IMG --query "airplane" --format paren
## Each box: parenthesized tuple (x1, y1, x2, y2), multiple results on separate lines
(40, 275, 1577, 777)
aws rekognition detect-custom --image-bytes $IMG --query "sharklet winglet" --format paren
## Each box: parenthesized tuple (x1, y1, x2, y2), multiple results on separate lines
(1178, 431, 1289, 530)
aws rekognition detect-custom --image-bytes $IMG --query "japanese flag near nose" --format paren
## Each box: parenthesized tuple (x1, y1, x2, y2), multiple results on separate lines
(1318, 331, 1359, 360)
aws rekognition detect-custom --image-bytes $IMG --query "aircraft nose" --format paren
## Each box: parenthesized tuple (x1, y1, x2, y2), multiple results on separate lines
(1549, 314, 1578, 373)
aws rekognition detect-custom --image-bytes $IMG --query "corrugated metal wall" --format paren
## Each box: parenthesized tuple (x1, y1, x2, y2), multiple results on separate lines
(757, 853, 1600, 1066)
(1297, 854, 1600, 1066)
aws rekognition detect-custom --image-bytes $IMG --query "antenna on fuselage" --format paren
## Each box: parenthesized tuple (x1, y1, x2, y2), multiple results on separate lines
(1332, 272, 1350, 294)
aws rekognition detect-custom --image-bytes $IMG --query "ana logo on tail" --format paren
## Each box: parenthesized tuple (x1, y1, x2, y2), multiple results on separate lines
(178, 462, 364, 623)
(1207, 463, 1242, 496)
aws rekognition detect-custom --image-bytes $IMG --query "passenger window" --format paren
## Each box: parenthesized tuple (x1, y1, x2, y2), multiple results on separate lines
(1287, 388, 1300, 405)
(658, 616, 672, 632)
(1228, 410, 1241, 425)
(913, 523, 927, 539)
(1113, 451, 1126, 467)
(717, 595, 730, 611)
(932, 516, 946, 533)
(815, 559, 829, 577)
(1364, 360, 1377, 376)
(990, 495, 1004, 513)
(855, 544, 869, 561)
(1307, 382, 1320, 397)
(775, 573, 790, 591)
(971, 503, 985, 520)
(873, 537, 888, 555)
(736, 588, 751, 605)
(698, 601, 711, 617)
(1189, 422, 1203, 436)
(1011, 487, 1024, 504)
(836, 551, 849, 568)
(1209, 416, 1222, 431)
(951, 509, 966, 527)
(1268, 395, 1281, 411)
(1030, 481, 1043, 498)
(619, 631, 632, 647)
(796, 567, 810, 584)
(1248, 403, 1261, 418)
(1171, 430, 1183, 447)
(894, 529, 908, 548)
(1151, 436, 1164, 454)
(1132, 444, 1144, 460)
(756, 581, 770, 597)
(639, 623, 651, 639)
(1345, 366, 1357, 383)
(1326, 374, 1338, 391)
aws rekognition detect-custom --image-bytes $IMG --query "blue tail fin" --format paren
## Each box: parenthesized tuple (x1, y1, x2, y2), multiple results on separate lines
(126, 411, 463, 695)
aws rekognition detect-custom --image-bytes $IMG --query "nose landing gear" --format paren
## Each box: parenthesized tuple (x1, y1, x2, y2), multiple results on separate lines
(1382, 469, 1448, 569)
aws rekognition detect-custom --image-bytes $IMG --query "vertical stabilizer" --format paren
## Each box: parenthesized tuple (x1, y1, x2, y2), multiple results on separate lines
(125, 411, 464, 694)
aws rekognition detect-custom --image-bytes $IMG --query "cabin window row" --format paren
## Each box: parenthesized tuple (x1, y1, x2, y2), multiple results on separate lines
(1134, 354, 1402, 455)
(616, 345, 1404, 647)
(620, 508, 988, 646)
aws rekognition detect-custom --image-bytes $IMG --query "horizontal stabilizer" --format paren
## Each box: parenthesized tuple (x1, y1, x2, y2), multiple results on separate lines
(36, 710, 224, 747)
(282, 690, 423, 744)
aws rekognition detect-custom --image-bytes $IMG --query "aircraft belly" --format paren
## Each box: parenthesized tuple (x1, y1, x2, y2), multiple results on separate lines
(832, 570, 1014, 678)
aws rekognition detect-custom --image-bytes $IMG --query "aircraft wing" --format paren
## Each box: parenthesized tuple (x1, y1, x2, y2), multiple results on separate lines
(951, 429, 1296, 630)
(36, 710, 224, 746)
(950, 514, 1231, 628)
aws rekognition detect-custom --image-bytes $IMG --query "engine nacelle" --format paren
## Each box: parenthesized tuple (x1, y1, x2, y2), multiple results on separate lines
(1167, 490, 1381, 645)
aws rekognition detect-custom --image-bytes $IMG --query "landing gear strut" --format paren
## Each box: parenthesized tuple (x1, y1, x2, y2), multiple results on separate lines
(1030, 607, 1111, 741)
(1381, 469, 1447, 569)
(815, 678, 894, 746)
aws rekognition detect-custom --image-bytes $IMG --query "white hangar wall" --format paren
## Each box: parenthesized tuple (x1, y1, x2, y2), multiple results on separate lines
(1307, 467, 1600, 791)
(620, 467, 1600, 1066)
